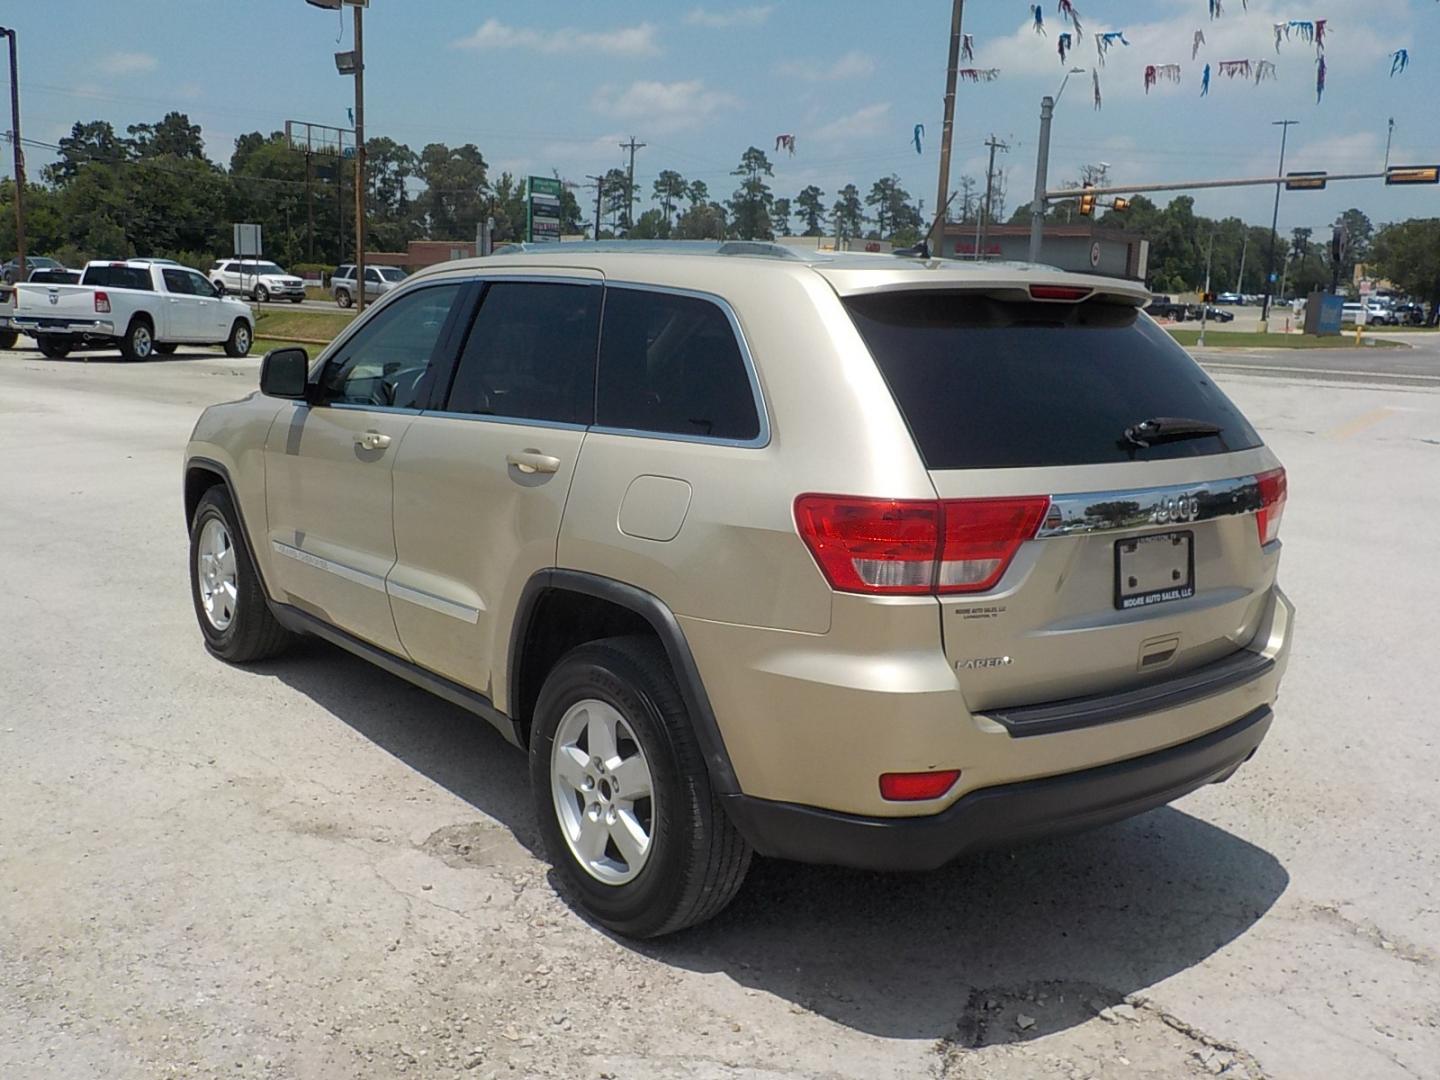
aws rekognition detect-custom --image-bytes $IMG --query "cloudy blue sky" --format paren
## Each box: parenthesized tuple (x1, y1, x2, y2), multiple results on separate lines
(6, 0, 1439, 232)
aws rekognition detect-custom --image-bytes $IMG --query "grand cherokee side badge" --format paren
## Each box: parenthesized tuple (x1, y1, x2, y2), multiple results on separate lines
(958, 656, 1013, 670)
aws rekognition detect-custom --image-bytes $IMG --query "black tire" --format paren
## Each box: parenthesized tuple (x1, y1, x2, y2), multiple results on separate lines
(529, 635, 752, 938)
(335, 289, 352, 309)
(188, 485, 293, 663)
(119, 318, 155, 361)
(37, 335, 73, 359)
(0, 329, 18, 350)
(255, 285, 270, 303)
(223, 319, 253, 358)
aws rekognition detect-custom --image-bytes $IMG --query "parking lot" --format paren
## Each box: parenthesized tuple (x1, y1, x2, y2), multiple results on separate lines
(2, 342, 1437, 1079)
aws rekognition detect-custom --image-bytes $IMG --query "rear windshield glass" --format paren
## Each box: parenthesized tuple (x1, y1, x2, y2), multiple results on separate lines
(82, 265, 153, 291)
(844, 292, 1261, 469)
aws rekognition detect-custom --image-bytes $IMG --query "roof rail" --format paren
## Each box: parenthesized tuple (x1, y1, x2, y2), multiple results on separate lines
(491, 239, 808, 261)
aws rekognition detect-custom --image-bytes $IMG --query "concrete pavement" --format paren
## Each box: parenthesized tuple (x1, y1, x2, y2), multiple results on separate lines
(1, 346, 1437, 1079)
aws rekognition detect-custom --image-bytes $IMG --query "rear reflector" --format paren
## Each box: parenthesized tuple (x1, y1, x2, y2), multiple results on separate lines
(794, 494, 1049, 596)
(1029, 284, 1093, 302)
(1256, 467, 1287, 545)
(94, 291, 111, 314)
(880, 769, 961, 801)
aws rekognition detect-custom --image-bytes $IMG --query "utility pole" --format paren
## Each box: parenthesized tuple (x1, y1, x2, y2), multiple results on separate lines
(0, 27, 25, 279)
(619, 136, 645, 237)
(1260, 119, 1298, 332)
(1384, 117, 1395, 170)
(930, 0, 965, 257)
(305, 149, 315, 261)
(352, 4, 366, 311)
(1235, 231, 1248, 294)
(1028, 97, 1053, 263)
(976, 134, 1008, 261)
(585, 174, 605, 241)
(1198, 224, 1216, 347)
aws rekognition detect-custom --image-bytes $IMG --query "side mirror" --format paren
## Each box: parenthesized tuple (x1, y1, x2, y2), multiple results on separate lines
(259, 347, 310, 400)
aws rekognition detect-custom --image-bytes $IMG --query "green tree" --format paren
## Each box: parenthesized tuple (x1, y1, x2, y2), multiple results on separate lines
(652, 169, 688, 234)
(601, 167, 630, 232)
(1372, 218, 1440, 322)
(686, 179, 709, 208)
(489, 172, 528, 243)
(365, 137, 420, 250)
(795, 185, 826, 235)
(728, 146, 775, 240)
(771, 197, 793, 237)
(674, 201, 727, 239)
(44, 120, 128, 184)
(126, 112, 205, 160)
(629, 208, 668, 240)
(831, 183, 863, 241)
(415, 143, 489, 239)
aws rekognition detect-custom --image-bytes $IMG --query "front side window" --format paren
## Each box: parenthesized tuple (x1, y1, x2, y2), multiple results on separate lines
(444, 281, 601, 425)
(364, 268, 382, 283)
(317, 284, 464, 409)
(595, 288, 760, 442)
(184, 270, 215, 297)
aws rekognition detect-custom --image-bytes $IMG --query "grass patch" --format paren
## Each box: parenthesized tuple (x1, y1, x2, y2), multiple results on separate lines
(1168, 329, 1403, 349)
(253, 308, 353, 345)
(254, 338, 321, 359)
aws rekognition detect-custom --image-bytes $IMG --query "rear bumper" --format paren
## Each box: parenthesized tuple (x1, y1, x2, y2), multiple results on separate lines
(12, 317, 115, 336)
(724, 704, 1272, 871)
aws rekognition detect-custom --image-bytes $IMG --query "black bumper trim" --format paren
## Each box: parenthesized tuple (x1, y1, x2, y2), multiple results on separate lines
(985, 649, 1275, 738)
(721, 705, 1272, 872)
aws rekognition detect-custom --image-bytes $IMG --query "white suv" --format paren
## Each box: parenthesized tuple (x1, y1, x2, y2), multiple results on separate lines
(210, 260, 306, 304)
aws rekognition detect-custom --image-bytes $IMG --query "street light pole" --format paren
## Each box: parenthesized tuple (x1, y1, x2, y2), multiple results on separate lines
(352, 4, 366, 312)
(0, 28, 25, 280)
(1027, 68, 1085, 263)
(930, 0, 965, 257)
(1260, 119, 1297, 332)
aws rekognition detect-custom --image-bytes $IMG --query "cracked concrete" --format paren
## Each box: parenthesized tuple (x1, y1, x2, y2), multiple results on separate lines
(3, 352, 1439, 1078)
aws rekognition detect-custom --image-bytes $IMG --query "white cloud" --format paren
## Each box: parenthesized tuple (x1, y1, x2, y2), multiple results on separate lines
(98, 51, 157, 76)
(454, 19, 659, 57)
(685, 6, 772, 28)
(777, 50, 875, 82)
(813, 102, 892, 142)
(592, 80, 740, 134)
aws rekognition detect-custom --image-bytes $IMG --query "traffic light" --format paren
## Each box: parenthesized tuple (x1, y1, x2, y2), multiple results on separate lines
(1111, 197, 1130, 212)
(1079, 183, 1096, 216)
(1385, 165, 1440, 186)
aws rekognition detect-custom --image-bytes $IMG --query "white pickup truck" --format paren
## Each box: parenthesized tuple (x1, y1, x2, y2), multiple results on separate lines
(0, 283, 17, 349)
(11, 259, 255, 360)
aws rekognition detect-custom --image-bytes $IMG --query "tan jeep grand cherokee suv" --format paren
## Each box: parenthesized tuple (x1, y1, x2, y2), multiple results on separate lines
(183, 242, 1292, 937)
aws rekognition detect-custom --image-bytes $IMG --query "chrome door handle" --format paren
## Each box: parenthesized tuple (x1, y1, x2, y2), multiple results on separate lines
(506, 449, 561, 475)
(355, 431, 392, 451)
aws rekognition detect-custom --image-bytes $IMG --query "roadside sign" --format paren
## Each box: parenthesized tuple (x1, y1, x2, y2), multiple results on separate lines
(233, 223, 262, 258)
(1285, 171, 1328, 191)
(527, 176, 564, 243)
(1359, 280, 1372, 296)
(1385, 165, 1440, 186)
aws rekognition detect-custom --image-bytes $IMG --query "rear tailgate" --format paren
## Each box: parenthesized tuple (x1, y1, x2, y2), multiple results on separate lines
(14, 282, 104, 321)
(841, 285, 1285, 711)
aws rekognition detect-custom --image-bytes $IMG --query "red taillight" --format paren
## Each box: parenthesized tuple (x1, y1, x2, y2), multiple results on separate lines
(793, 496, 939, 595)
(94, 291, 111, 314)
(938, 497, 1052, 593)
(1256, 467, 1287, 545)
(880, 769, 961, 801)
(1029, 284, 1093, 301)
(794, 494, 1049, 596)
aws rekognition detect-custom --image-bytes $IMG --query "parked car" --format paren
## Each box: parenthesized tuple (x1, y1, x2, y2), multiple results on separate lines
(1340, 301, 1395, 326)
(1391, 301, 1426, 326)
(210, 259, 306, 303)
(1215, 292, 1242, 305)
(1187, 304, 1235, 322)
(330, 263, 405, 308)
(12, 259, 255, 360)
(0, 282, 16, 349)
(184, 241, 1292, 937)
(2, 255, 62, 284)
(27, 266, 82, 285)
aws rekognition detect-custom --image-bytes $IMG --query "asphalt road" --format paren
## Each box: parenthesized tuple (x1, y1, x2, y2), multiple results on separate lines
(1193, 333, 1440, 387)
(2, 346, 1437, 1079)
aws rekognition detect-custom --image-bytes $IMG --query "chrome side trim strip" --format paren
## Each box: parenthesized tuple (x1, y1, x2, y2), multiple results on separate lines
(386, 581, 483, 624)
(1035, 474, 1262, 538)
(271, 540, 387, 592)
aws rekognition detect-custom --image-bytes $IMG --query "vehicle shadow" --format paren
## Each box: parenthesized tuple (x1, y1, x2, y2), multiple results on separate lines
(259, 637, 1288, 1046)
(32, 348, 234, 365)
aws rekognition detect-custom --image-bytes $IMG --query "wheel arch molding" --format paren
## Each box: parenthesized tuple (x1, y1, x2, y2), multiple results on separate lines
(508, 570, 742, 796)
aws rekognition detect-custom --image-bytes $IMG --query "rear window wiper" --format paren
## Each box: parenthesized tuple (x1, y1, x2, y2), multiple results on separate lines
(1122, 416, 1222, 449)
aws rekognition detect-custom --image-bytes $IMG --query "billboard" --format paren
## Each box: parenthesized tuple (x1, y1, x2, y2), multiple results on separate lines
(527, 176, 564, 243)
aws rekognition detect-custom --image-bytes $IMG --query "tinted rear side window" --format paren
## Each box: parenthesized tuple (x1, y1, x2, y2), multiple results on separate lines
(596, 288, 760, 442)
(844, 292, 1261, 469)
(82, 265, 153, 291)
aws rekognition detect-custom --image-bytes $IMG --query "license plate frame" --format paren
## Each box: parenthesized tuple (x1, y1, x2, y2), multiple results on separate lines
(1114, 530, 1195, 610)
